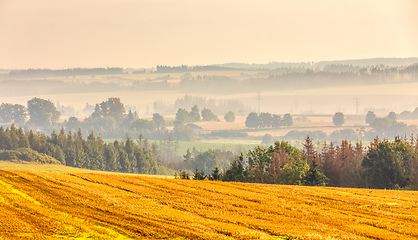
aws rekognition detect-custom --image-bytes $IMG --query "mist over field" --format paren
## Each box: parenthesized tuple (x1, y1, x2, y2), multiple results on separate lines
(0, 0, 418, 172)
(1, 1, 418, 238)
(1, 59, 418, 115)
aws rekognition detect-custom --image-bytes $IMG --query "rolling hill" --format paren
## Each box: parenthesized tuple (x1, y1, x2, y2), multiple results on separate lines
(0, 169, 417, 239)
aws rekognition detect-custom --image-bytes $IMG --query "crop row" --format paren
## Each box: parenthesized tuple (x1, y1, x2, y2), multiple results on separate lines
(0, 169, 417, 239)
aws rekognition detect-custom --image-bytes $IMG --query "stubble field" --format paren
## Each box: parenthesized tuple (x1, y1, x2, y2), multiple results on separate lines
(0, 169, 417, 239)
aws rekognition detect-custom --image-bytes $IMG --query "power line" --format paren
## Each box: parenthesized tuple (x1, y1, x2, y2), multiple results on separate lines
(355, 96, 360, 115)
(256, 92, 262, 114)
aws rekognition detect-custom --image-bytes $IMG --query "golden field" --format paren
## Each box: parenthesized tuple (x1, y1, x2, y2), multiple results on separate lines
(0, 169, 417, 239)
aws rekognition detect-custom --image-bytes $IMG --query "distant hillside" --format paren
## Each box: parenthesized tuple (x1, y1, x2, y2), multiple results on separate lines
(214, 62, 312, 70)
(0, 169, 417, 239)
(216, 57, 418, 70)
(317, 57, 418, 68)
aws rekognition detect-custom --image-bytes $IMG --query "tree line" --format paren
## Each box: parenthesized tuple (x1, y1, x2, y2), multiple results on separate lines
(0, 97, 227, 141)
(5, 67, 124, 79)
(0, 124, 171, 175)
(180, 136, 418, 190)
(2, 62, 417, 98)
(154, 94, 248, 116)
(245, 112, 293, 129)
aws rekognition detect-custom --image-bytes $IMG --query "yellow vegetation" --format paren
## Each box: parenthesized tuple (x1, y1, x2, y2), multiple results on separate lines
(0, 169, 417, 239)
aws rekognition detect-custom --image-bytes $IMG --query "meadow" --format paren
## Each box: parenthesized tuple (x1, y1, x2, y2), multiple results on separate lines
(0, 169, 417, 239)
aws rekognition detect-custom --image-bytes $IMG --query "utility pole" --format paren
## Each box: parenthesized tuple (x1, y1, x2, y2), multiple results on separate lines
(256, 92, 262, 114)
(355, 96, 360, 115)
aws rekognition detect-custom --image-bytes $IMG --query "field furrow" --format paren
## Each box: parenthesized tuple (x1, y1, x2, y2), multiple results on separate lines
(0, 169, 417, 239)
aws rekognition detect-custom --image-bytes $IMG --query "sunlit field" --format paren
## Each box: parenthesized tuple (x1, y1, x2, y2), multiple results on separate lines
(0, 169, 417, 239)
(0, 161, 173, 178)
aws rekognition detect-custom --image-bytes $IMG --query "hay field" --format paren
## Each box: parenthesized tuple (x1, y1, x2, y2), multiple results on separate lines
(0, 169, 417, 239)
(0, 161, 173, 178)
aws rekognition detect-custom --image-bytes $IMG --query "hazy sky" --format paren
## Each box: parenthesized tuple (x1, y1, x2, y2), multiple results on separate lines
(0, 0, 417, 69)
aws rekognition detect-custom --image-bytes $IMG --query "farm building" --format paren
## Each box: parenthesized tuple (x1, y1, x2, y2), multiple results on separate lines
(186, 123, 203, 134)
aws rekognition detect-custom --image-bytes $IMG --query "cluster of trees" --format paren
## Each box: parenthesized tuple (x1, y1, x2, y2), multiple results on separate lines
(367, 108, 418, 121)
(282, 119, 417, 142)
(279, 111, 417, 142)
(0, 124, 170, 174)
(366, 111, 397, 124)
(1, 96, 230, 141)
(221, 138, 328, 186)
(0, 98, 61, 127)
(0, 103, 26, 125)
(154, 95, 248, 116)
(245, 112, 293, 129)
(66, 98, 172, 140)
(184, 136, 418, 190)
(174, 105, 220, 125)
(181, 149, 235, 175)
(363, 111, 418, 140)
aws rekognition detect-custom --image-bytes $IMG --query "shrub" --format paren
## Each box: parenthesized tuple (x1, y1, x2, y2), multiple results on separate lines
(0, 148, 60, 164)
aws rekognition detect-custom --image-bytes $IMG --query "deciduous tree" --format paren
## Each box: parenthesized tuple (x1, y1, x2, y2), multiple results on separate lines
(27, 97, 60, 126)
(332, 112, 345, 127)
(245, 112, 259, 129)
(190, 105, 201, 122)
(283, 113, 293, 127)
(366, 111, 376, 124)
(224, 111, 235, 122)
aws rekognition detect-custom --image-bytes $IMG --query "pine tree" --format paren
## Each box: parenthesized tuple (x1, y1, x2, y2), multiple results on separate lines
(0, 126, 11, 150)
(9, 124, 19, 150)
(303, 136, 328, 186)
(210, 166, 221, 181)
(104, 143, 120, 172)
